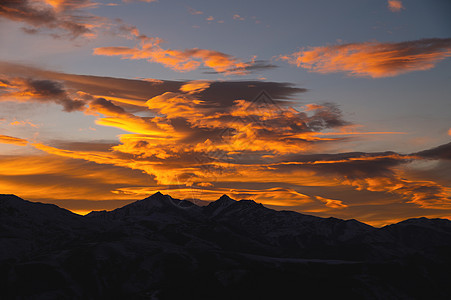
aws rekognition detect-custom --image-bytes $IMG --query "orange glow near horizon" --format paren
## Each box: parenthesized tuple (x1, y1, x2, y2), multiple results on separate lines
(0, 0, 451, 234)
(0, 60, 450, 227)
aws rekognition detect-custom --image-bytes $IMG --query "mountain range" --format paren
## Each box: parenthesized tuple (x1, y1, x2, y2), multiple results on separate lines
(1, 192, 451, 299)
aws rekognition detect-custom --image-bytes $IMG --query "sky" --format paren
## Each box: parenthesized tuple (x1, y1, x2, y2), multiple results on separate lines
(0, 0, 450, 226)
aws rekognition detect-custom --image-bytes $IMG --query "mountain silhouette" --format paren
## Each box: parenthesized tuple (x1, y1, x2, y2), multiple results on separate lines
(1, 192, 451, 299)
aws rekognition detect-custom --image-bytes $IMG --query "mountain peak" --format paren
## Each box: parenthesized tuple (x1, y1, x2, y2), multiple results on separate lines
(107, 191, 200, 218)
(0, 194, 23, 201)
(218, 194, 235, 202)
(0, 194, 37, 210)
(0, 194, 25, 213)
(150, 191, 164, 198)
(139, 191, 168, 203)
(205, 194, 236, 217)
(130, 191, 172, 207)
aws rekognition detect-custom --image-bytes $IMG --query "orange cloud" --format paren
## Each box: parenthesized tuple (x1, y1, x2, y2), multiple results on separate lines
(0, 135, 28, 146)
(388, 0, 404, 12)
(346, 176, 451, 209)
(0, 154, 156, 203)
(31, 93, 350, 185)
(9, 120, 38, 128)
(84, 97, 177, 137)
(281, 38, 451, 77)
(42, 0, 97, 11)
(188, 7, 203, 15)
(146, 92, 207, 120)
(260, 151, 451, 210)
(179, 81, 211, 94)
(93, 37, 251, 74)
(30, 135, 451, 215)
(84, 97, 178, 138)
(32, 142, 186, 186)
(448, 128, 451, 136)
(316, 196, 348, 209)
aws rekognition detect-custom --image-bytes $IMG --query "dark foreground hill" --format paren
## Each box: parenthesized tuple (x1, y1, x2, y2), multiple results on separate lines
(1, 192, 451, 299)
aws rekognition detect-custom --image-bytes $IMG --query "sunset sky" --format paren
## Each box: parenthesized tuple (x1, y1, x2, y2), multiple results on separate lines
(0, 0, 450, 226)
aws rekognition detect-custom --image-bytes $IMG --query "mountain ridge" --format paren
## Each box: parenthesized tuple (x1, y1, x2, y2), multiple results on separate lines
(2, 192, 451, 299)
(73, 192, 448, 227)
(3, 191, 451, 229)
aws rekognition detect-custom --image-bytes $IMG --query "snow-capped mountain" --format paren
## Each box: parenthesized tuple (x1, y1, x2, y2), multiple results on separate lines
(2, 192, 451, 299)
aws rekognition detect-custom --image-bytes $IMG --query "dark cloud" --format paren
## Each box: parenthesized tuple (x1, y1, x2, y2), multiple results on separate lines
(0, 0, 98, 38)
(270, 149, 451, 209)
(306, 103, 349, 129)
(278, 151, 407, 178)
(21, 27, 39, 34)
(49, 141, 118, 152)
(198, 81, 306, 108)
(88, 97, 128, 116)
(0, 61, 305, 112)
(0, 75, 85, 112)
(203, 60, 279, 75)
(414, 142, 451, 160)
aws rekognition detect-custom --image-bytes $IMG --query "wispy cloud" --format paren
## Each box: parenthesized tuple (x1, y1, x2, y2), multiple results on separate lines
(0, 2, 257, 75)
(188, 7, 203, 15)
(9, 120, 38, 128)
(203, 59, 278, 75)
(0, 153, 155, 202)
(280, 38, 451, 78)
(94, 35, 252, 74)
(0, 135, 28, 146)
